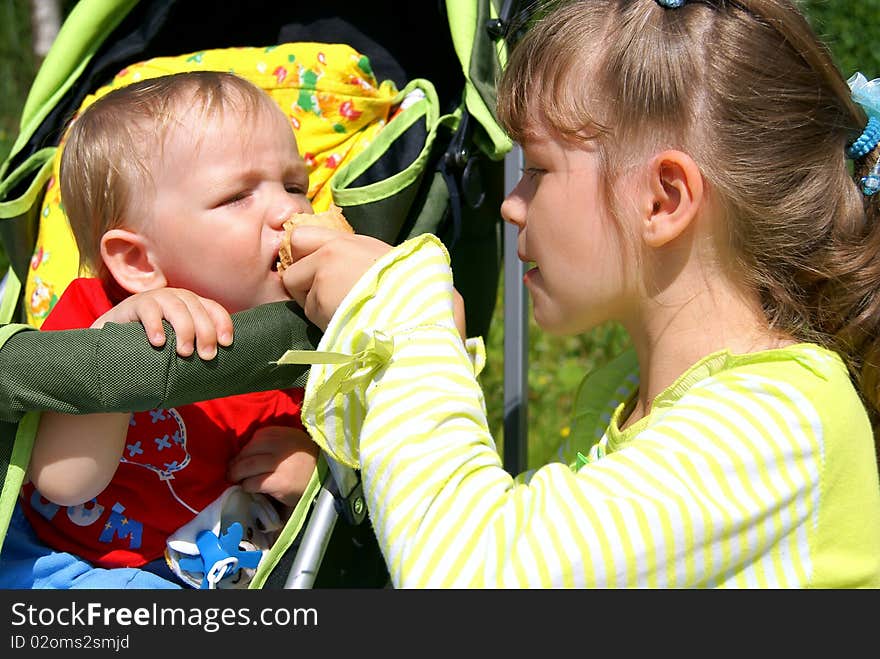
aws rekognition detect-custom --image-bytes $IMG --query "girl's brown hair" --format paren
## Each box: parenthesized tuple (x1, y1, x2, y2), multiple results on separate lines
(60, 71, 273, 280)
(497, 0, 880, 447)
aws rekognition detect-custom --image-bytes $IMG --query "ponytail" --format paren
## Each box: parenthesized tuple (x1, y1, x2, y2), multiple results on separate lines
(818, 139, 880, 453)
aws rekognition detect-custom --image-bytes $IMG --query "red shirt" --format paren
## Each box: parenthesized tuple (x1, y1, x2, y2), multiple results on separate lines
(21, 278, 305, 568)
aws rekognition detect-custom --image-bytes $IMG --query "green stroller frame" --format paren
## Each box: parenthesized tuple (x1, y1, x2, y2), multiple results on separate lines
(0, 0, 529, 588)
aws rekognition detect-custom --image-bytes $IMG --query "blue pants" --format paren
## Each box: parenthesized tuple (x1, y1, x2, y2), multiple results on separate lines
(0, 502, 182, 589)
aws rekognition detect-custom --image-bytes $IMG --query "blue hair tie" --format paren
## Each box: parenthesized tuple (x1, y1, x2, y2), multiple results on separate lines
(847, 72, 880, 196)
(656, 0, 686, 7)
(845, 116, 880, 160)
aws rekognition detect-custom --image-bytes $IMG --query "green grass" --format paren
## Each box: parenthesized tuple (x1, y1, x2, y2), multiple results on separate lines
(0, 0, 37, 174)
(1, 0, 877, 470)
(802, 0, 880, 78)
(478, 288, 631, 467)
(0, 0, 37, 281)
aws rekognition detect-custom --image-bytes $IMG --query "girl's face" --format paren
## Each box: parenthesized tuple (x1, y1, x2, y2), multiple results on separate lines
(140, 102, 312, 313)
(501, 127, 639, 334)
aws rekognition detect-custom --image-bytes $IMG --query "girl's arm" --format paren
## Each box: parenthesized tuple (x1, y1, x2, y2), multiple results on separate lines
(289, 234, 827, 587)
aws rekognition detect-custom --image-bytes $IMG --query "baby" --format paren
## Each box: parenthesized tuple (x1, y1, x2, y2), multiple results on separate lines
(20, 71, 320, 588)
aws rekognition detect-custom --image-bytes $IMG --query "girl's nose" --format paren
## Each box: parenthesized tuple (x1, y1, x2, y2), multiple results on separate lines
(500, 190, 526, 229)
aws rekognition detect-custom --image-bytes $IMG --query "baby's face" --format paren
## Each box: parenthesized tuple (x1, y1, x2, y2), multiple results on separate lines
(140, 102, 313, 313)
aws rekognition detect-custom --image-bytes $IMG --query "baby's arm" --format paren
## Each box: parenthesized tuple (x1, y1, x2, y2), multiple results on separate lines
(227, 426, 320, 509)
(28, 410, 130, 506)
(28, 288, 235, 506)
(92, 287, 234, 360)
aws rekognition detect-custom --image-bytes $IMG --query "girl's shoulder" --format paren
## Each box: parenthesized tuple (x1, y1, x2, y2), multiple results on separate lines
(650, 342, 866, 441)
(697, 342, 851, 401)
(659, 342, 849, 403)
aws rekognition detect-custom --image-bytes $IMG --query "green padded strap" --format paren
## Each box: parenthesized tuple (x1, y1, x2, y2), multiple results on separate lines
(0, 301, 319, 424)
(0, 324, 37, 554)
(0, 412, 39, 555)
(0, 269, 22, 325)
(0, 303, 320, 555)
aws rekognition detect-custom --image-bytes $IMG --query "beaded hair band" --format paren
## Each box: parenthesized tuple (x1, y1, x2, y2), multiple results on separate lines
(656, 0, 686, 7)
(847, 73, 880, 196)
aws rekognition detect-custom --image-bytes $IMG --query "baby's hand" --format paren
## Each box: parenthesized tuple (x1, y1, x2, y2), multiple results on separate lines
(227, 426, 319, 509)
(90, 288, 233, 360)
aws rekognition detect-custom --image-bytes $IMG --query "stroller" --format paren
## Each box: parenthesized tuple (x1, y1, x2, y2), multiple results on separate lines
(0, 0, 527, 588)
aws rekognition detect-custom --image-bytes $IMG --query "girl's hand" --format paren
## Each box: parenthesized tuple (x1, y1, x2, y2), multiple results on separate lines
(227, 426, 320, 508)
(282, 226, 469, 339)
(280, 226, 391, 330)
(90, 288, 233, 360)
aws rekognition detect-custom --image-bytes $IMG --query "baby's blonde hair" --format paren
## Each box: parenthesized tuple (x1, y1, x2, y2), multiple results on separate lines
(60, 71, 279, 279)
(498, 0, 880, 444)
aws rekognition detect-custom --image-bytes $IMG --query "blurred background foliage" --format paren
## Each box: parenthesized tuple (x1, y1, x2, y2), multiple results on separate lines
(1, 0, 878, 469)
(0, 0, 39, 163)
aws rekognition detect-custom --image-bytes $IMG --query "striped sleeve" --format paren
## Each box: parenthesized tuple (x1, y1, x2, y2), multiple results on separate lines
(300, 235, 824, 587)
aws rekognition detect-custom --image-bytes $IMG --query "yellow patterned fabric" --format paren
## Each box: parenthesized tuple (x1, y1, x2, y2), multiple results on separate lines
(25, 43, 397, 326)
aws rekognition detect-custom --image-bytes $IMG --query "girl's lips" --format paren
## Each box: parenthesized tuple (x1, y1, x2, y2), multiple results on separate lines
(517, 248, 538, 282)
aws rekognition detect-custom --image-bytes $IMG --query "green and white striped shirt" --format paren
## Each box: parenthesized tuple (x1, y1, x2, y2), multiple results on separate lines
(298, 235, 880, 588)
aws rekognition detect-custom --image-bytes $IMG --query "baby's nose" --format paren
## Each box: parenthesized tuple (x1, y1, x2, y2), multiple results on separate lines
(272, 197, 313, 228)
(270, 209, 291, 229)
(271, 204, 299, 229)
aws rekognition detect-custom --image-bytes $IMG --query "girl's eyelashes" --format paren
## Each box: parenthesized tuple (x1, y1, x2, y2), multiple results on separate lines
(521, 167, 545, 181)
(285, 184, 306, 195)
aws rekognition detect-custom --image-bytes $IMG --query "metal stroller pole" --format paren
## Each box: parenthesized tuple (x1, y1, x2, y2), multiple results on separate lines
(284, 455, 367, 589)
(502, 145, 528, 476)
(283, 483, 340, 589)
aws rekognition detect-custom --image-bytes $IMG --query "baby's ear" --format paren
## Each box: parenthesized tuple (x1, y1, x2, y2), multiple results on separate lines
(641, 150, 704, 248)
(100, 228, 167, 293)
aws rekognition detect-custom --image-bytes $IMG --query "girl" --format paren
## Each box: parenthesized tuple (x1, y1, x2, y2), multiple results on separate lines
(98, 0, 876, 587)
(279, 0, 880, 588)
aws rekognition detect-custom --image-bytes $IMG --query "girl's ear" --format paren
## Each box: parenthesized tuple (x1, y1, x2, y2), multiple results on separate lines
(641, 150, 704, 248)
(100, 228, 167, 294)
